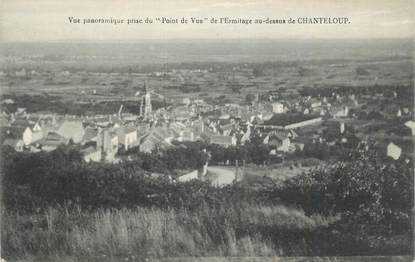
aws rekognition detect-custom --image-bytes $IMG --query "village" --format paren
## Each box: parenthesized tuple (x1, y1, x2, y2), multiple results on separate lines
(1, 65, 414, 185)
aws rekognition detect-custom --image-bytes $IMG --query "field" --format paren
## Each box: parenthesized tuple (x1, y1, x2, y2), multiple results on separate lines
(1, 39, 413, 107)
(2, 204, 338, 261)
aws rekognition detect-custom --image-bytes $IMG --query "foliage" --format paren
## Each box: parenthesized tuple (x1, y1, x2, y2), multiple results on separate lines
(119, 141, 209, 173)
(1, 142, 413, 258)
(0, 94, 167, 116)
(2, 145, 256, 212)
(206, 134, 271, 166)
(277, 143, 413, 235)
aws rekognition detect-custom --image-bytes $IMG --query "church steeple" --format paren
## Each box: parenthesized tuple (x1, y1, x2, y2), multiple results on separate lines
(140, 81, 152, 117)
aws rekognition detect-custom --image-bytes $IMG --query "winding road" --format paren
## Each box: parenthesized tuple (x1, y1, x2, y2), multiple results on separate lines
(207, 166, 236, 187)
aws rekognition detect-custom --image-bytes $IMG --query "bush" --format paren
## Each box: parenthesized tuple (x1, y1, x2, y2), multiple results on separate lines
(2, 143, 412, 258)
(277, 143, 413, 235)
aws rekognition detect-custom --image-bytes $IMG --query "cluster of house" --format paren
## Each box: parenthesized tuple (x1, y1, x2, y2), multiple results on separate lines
(261, 90, 357, 115)
(0, 106, 235, 162)
(0, 112, 162, 161)
(1, 88, 414, 165)
(0, 103, 326, 162)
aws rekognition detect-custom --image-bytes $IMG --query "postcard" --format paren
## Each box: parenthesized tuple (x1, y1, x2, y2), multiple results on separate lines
(0, 1, 414, 261)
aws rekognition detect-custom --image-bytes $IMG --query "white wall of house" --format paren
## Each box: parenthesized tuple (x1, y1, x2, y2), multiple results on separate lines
(73, 129, 85, 143)
(42, 145, 58, 152)
(22, 127, 33, 146)
(84, 151, 101, 162)
(231, 135, 237, 145)
(277, 138, 291, 152)
(272, 103, 284, 114)
(404, 121, 415, 136)
(387, 142, 401, 160)
(111, 136, 119, 151)
(124, 131, 137, 150)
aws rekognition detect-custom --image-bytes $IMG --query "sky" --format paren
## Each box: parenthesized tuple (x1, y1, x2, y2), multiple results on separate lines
(0, 0, 414, 42)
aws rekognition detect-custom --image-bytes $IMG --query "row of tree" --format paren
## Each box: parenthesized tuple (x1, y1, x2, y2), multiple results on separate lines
(1, 94, 168, 116)
(2, 145, 228, 211)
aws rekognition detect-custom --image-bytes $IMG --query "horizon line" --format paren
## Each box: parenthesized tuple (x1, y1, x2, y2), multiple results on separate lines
(1, 37, 414, 44)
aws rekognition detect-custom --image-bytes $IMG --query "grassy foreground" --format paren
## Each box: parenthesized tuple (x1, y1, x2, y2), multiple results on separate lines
(1, 204, 337, 260)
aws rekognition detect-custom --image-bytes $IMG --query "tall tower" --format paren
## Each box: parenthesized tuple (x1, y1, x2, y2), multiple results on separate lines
(144, 89, 152, 116)
(140, 82, 152, 117)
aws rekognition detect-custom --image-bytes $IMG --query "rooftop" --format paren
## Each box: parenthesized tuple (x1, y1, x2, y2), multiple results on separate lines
(263, 113, 321, 126)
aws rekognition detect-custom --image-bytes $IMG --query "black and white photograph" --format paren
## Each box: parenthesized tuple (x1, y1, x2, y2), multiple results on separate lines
(0, 0, 414, 261)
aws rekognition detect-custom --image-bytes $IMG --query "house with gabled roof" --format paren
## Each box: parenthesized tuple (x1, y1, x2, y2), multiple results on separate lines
(240, 126, 251, 145)
(139, 127, 174, 153)
(291, 136, 307, 151)
(82, 127, 99, 144)
(220, 123, 234, 136)
(10, 117, 44, 143)
(36, 132, 69, 152)
(169, 122, 186, 133)
(272, 102, 284, 114)
(1, 126, 33, 146)
(3, 138, 24, 152)
(110, 116, 123, 128)
(11, 118, 31, 127)
(57, 120, 85, 143)
(178, 129, 195, 142)
(263, 130, 291, 152)
(81, 146, 101, 162)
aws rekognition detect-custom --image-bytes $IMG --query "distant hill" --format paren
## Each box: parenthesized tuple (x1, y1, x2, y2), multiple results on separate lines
(0, 38, 412, 64)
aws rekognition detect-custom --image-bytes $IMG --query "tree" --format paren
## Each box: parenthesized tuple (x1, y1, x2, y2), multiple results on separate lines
(367, 111, 383, 120)
(245, 94, 256, 104)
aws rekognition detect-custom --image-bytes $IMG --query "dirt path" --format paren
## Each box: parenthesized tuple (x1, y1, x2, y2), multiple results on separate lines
(207, 166, 236, 186)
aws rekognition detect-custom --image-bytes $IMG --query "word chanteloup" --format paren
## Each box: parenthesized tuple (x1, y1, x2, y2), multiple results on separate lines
(297, 17, 350, 24)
